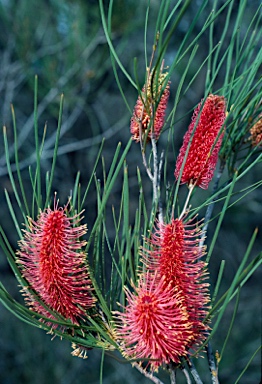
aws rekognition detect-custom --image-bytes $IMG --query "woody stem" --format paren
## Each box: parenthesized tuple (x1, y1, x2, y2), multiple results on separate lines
(151, 125, 164, 224)
(186, 359, 203, 384)
(133, 363, 165, 384)
(179, 183, 195, 219)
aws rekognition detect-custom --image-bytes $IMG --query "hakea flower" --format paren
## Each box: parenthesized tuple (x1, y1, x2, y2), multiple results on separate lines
(130, 69, 170, 143)
(249, 114, 262, 147)
(17, 199, 95, 327)
(144, 216, 210, 348)
(115, 272, 193, 370)
(175, 94, 226, 189)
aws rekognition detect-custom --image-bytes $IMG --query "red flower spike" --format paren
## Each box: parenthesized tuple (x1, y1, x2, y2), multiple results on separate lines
(115, 272, 193, 370)
(130, 70, 170, 143)
(17, 200, 95, 327)
(147, 217, 210, 348)
(175, 94, 226, 189)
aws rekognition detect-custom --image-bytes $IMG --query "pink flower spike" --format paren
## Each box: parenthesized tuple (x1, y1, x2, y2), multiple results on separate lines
(115, 272, 192, 371)
(130, 70, 170, 143)
(17, 199, 95, 328)
(146, 216, 210, 348)
(175, 94, 226, 189)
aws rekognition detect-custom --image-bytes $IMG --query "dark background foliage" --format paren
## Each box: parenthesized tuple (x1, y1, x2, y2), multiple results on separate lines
(0, 1, 261, 383)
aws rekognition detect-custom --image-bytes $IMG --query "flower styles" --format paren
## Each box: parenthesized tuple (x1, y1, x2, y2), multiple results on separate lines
(17, 199, 95, 327)
(148, 217, 210, 347)
(175, 94, 226, 189)
(130, 69, 170, 143)
(116, 215, 210, 370)
(115, 272, 192, 370)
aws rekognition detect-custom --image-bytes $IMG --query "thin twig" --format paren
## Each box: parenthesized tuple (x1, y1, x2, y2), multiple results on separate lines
(181, 366, 192, 384)
(138, 100, 154, 182)
(169, 366, 177, 384)
(206, 342, 219, 384)
(179, 183, 195, 219)
(158, 150, 165, 223)
(186, 359, 203, 384)
(0, 30, 107, 166)
(139, 138, 154, 183)
(151, 134, 159, 201)
(133, 363, 165, 384)
(158, 150, 165, 187)
(0, 113, 128, 176)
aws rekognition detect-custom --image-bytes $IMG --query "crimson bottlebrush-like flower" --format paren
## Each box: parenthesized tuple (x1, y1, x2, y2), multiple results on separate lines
(175, 94, 226, 189)
(17, 199, 95, 327)
(146, 217, 210, 348)
(130, 69, 170, 143)
(115, 272, 193, 370)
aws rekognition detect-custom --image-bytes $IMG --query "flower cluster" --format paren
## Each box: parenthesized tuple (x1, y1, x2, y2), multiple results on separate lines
(130, 69, 170, 143)
(175, 94, 226, 189)
(17, 200, 95, 328)
(115, 273, 192, 369)
(149, 218, 209, 345)
(14, 89, 223, 368)
(115, 216, 209, 370)
(115, 91, 227, 370)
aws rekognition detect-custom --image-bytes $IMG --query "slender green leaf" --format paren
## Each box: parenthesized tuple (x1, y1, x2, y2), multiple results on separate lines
(45, 93, 64, 207)
(234, 345, 262, 384)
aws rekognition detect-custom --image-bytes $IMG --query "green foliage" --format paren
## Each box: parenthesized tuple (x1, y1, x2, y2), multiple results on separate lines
(0, 1, 261, 383)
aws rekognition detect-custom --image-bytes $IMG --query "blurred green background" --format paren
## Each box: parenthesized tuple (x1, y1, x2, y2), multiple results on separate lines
(0, 1, 261, 383)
